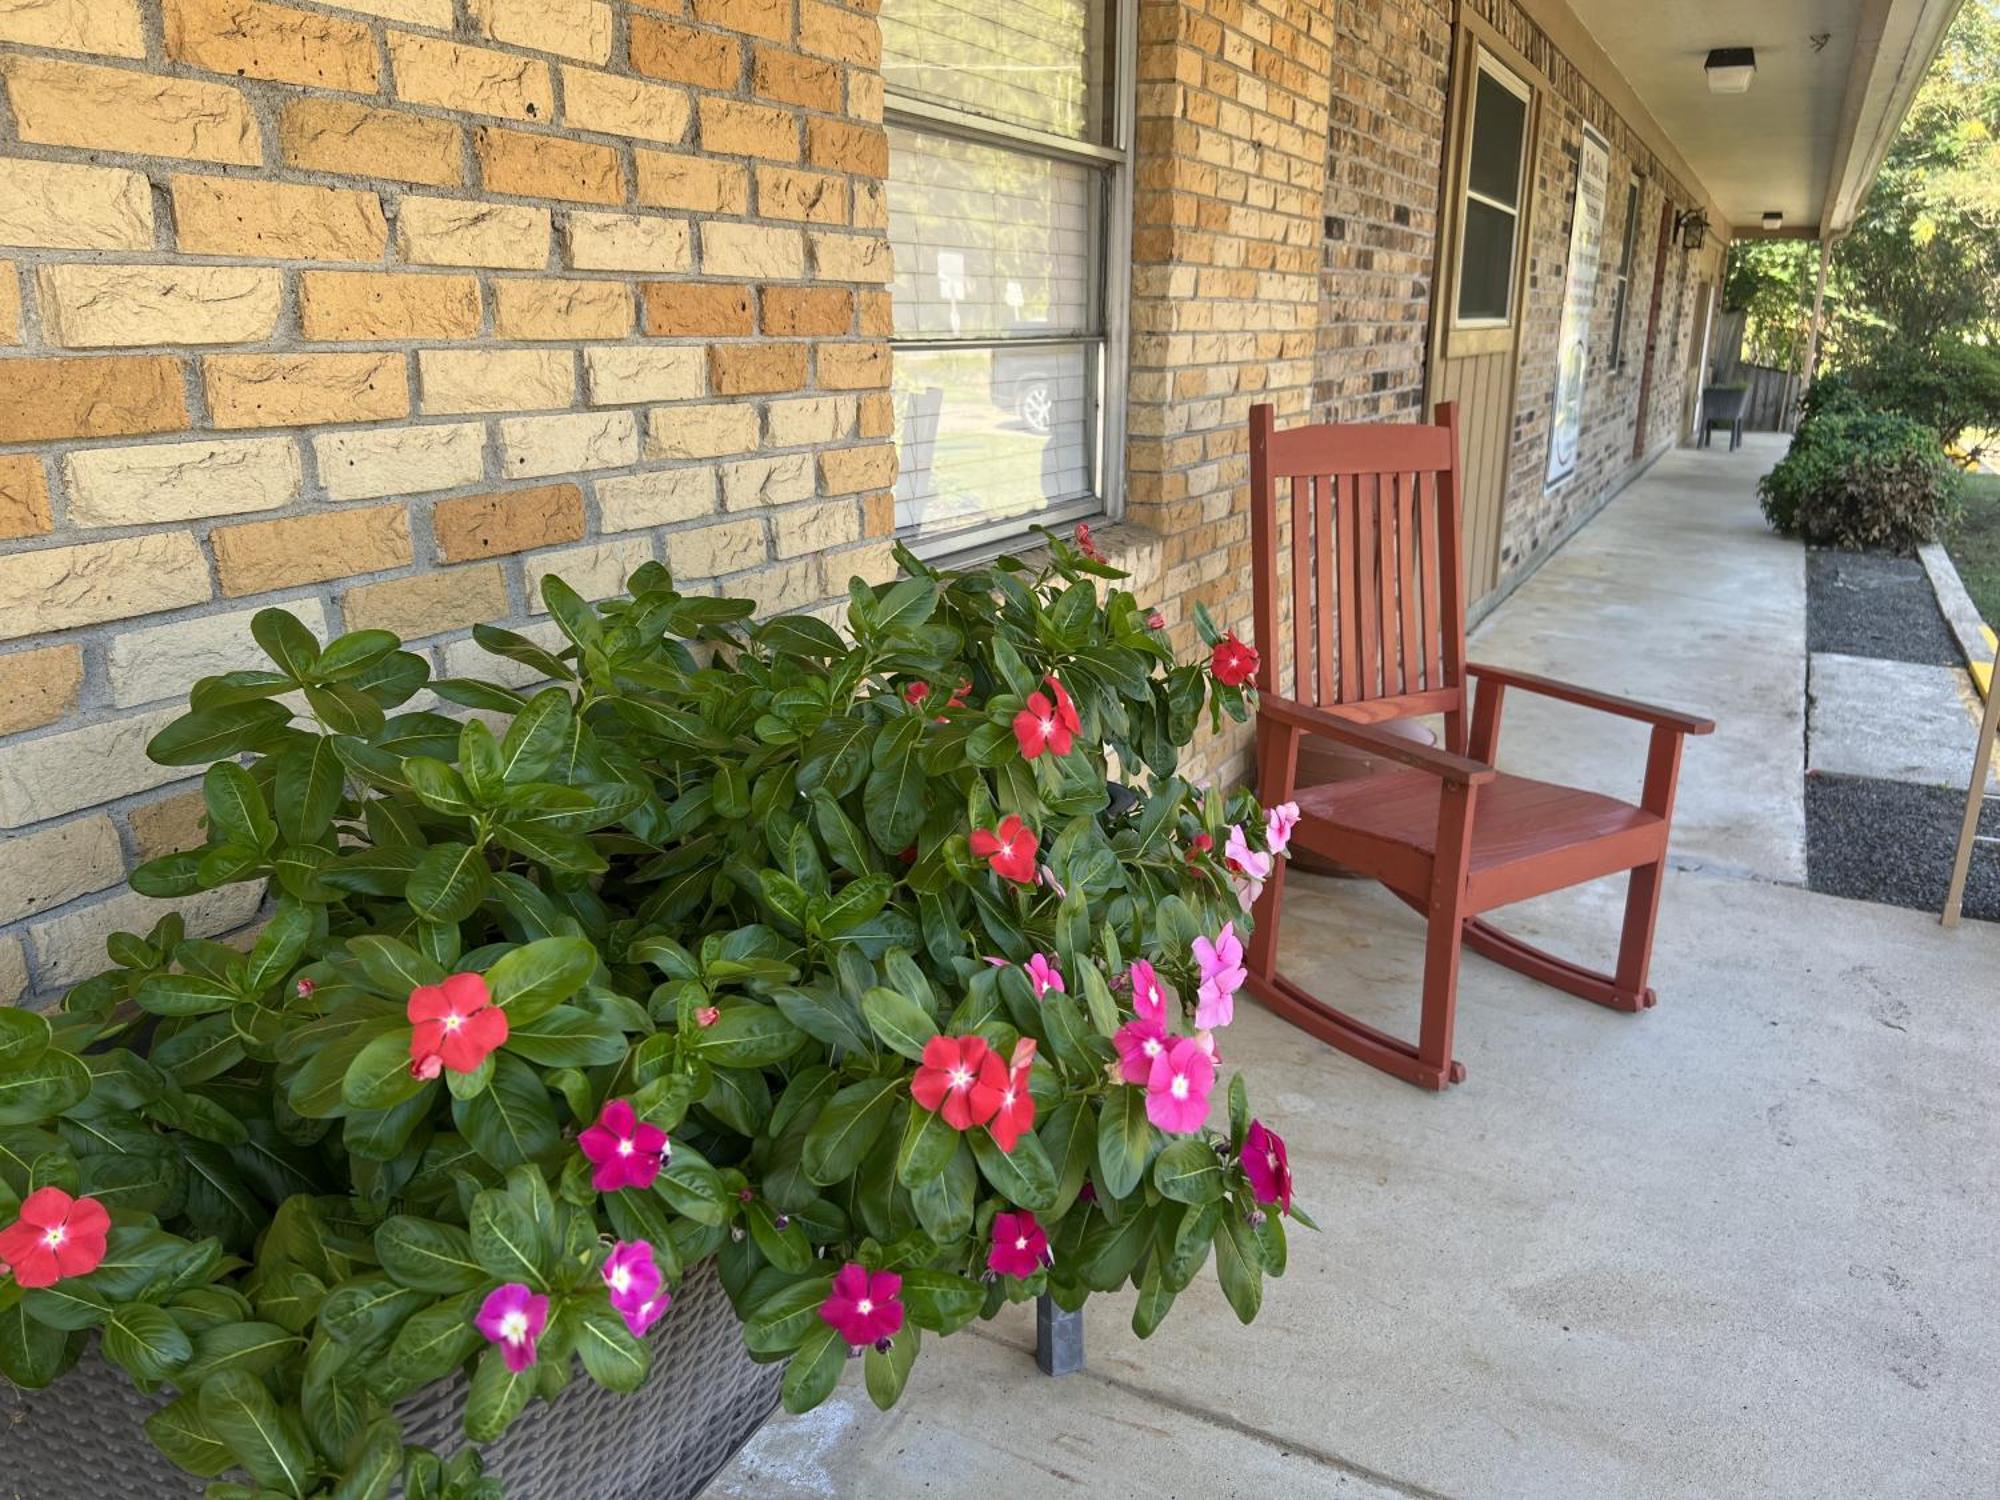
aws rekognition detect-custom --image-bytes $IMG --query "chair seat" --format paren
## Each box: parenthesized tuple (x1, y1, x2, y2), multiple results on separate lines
(1292, 767, 1668, 912)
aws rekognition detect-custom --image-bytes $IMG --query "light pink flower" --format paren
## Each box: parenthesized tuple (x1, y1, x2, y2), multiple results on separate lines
(1024, 951, 1065, 1000)
(1145, 1036, 1215, 1134)
(1264, 801, 1300, 856)
(1224, 823, 1273, 909)
(1192, 923, 1246, 1030)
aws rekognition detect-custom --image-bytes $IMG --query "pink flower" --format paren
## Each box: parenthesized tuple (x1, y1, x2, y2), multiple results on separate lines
(1223, 824, 1273, 910)
(0, 1188, 109, 1289)
(578, 1098, 669, 1192)
(1024, 952, 1065, 1000)
(910, 1034, 1005, 1131)
(1128, 959, 1167, 1023)
(1147, 611, 1167, 630)
(1074, 522, 1105, 561)
(476, 1282, 549, 1373)
(1192, 923, 1246, 1030)
(1185, 831, 1213, 862)
(602, 1240, 671, 1339)
(1243, 1120, 1293, 1214)
(820, 1262, 904, 1348)
(1265, 801, 1300, 856)
(989, 1038, 1037, 1154)
(408, 971, 508, 1077)
(987, 1210, 1050, 1278)
(1113, 959, 1171, 1085)
(1146, 1036, 1215, 1134)
(695, 1005, 721, 1028)
(295, 977, 316, 1000)
(970, 815, 1039, 885)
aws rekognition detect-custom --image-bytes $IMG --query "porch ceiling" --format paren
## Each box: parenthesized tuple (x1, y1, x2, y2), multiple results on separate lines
(1563, 0, 1965, 237)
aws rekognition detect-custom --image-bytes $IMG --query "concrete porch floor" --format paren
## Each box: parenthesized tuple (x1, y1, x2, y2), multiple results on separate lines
(702, 440, 2000, 1500)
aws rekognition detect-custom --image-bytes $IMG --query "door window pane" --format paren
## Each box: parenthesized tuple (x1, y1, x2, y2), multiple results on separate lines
(1458, 199, 1517, 323)
(882, 0, 1111, 142)
(1467, 70, 1527, 207)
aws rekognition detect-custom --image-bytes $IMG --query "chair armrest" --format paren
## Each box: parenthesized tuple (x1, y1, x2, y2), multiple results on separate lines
(1262, 696, 1496, 786)
(1465, 662, 1715, 735)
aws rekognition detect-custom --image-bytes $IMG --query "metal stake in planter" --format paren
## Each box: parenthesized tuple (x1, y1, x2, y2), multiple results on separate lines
(1034, 1291, 1085, 1376)
(1942, 645, 2000, 926)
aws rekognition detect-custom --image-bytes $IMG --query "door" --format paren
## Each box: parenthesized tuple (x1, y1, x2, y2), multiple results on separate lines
(1431, 35, 1535, 603)
(1680, 278, 1714, 440)
(1630, 201, 1673, 459)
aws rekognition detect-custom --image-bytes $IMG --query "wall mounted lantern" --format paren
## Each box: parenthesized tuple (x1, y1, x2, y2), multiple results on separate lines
(1673, 208, 1710, 250)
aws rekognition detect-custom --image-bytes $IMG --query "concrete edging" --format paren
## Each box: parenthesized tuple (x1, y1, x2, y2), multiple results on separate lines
(1918, 541, 1997, 695)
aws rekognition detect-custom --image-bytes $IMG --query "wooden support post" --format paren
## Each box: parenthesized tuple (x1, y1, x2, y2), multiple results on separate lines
(1943, 655, 2000, 926)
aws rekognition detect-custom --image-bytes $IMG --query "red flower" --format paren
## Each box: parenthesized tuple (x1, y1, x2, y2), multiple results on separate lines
(0, 1188, 109, 1288)
(820, 1262, 904, 1347)
(1146, 611, 1166, 630)
(407, 971, 508, 1077)
(1012, 695, 1075, 761)
(910, 1034, 1005, 1131)
(1074, 523, 1105, 562)
(1044, 676, 1080, 734)
(988, 1038, 1037, 1153)
(1210, 631, 1259, 687)
(1186, 831, 1214, 863)
(969, 814, 1039, 884)
(902, 680, 931, 706)
(987, 1210, 1049, 1278)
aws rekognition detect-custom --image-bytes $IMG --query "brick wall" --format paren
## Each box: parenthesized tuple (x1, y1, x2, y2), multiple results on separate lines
(0, 0, 894, 1001)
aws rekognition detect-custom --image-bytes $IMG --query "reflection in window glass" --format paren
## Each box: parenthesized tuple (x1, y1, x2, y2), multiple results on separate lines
(893, 346, 1094, 546)
(1458, 199, 1517, 323)
(882, 0, 1110, 142)
(1466, 71, 1527, 208)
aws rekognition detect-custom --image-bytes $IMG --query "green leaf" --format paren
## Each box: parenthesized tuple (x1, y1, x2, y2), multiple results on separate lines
(485, 936, 596, 1024)
(135, 972, 240, 1018)
(864, 1323, 919, 1410)
(200, 1368, 313, 1496)
(329, 1417, 403, 1500)
(1132, 1264, 1177, 1338)
(0, 1007, 51, 1067)
(503, 1005, 626, 1068)
(801, 1075, 903, 1186)
(576, 1306, 650, 1393)
(342, 1029, 427, 1111)
(1153, 1137, 1225, 1204)
(319, 1277, 429, 1347)
(243, 903, 312, 995)
(470, 1190, 546, 1288)
(0, 1047, 89, 1124)
(405, 757, 478, 818)
(376, 1216, 484, 1294)
(102, 1301, 192, 1382)
(497, 688, 574, 784)
(407, 842, 489, 924)
(813, 793, 874, 876)
(744, 1275, 835, 1355)
(1096, 1085, 1156, 1199)
(0, 1299, 68, 1387)
(21, 1281, 108, 1330)
(780, 1322, 845, 1413)
(895, 1100, 958, 1188)
(176, 1321, 300, 1387)
(464, 1345, 534, 1442)
(273, 736, 344, 847)
(316, 628, 400, 678)
(898, 1268, 984, 1334)
(1078, 1207, 1152, 1290)
(148, 701, 292, 766)
(862, 716, 927, 853)
(204, 761, 275, 850)
(252, 607, 321, 682)
(307, 682, 386, 737)
(970, 1125, 1058, 1212)
(859, 986, 938, 1062)
(689, 1004, 804, 1068)
(145, 1394, 235, 1478)
(1214, 1209, 1263, 1324)
(386, 1292, 483, 1387)
(348, 935, 444, 997)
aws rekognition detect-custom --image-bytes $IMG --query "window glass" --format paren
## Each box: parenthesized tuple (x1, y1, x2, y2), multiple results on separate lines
(1610, 180, 1641, 367)
(1458, 199, 1517, 323)
(882, 0, 1111, 143)
(1466, 71, 1527, 207)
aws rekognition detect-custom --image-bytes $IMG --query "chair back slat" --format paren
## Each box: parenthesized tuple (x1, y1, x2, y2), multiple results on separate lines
(1417, 469, 1444, 691)
(1313, 474, 1335, 703)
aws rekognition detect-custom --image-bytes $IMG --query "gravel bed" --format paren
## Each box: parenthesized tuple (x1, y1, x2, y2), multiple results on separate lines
(1806, 549, 1960, 665)
(1805, 771, 1999, 922)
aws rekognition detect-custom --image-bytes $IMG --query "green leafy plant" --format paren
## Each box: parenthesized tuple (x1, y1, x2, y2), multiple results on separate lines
(0, 539, 1305, 1496)
(1758, 402, 1961, 549)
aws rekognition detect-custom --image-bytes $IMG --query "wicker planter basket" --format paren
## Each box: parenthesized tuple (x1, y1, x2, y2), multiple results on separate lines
(0, 1261, 779, 1500)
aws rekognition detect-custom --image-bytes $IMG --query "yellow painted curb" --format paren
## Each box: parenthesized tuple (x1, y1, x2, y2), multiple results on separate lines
(1977, 624, 1997, 699)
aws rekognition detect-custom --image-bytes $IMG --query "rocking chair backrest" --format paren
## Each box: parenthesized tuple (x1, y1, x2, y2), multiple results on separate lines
(1248, 401, 1469, 745)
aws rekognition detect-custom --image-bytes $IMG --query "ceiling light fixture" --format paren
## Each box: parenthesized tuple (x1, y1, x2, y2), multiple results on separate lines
(1705, 47, 1757, 93)
(1762, 210, 1784, 230)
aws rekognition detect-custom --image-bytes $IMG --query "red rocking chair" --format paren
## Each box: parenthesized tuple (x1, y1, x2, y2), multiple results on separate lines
(1242, 402, 1714, 1090)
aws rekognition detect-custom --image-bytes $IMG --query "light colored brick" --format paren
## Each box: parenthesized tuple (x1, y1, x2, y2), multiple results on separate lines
(665, 519, 765, 579)
(2, 56, 260, 165)
(172, 174, 387, 261)
(0, 533, 209, 641)
(441, 617, 564, 686)
(628, 15, 739, 89)
(693, 0, 791, 42)
(0, 158, 151, 251)
(468, 0, 610, 63)
(329, 0, 453, 23)
(527, 537, 654, 608)
(810, 231, 894, 283)
(753, 46, 838, 111)
(702, 222, 803, 280)
(398, 197, 552, 269)
(825, 539, 896, 589)
(493, 278, 631, 339)
(30, 884, 264, 991)
(65, 437, 301, 528)
(419, 348, 573, 413)
(343, 563, 510, 639)
(389, 29, 553, 121)
(771, 497, 858, 559)
(732, 556, 823, 616)
(476, 126, 624, 204)
(699, 97, 798, 161)
(0, 706, 183, 828)
(819, 442, 897, 495)
(497, 410, 637, 478)
(0, 936, 23, 1006)
(757, 165, 845, 224)
(565, 212, 692, 273)
(280, 98, 462, 187)
(300, 270, 481, 341)
(212, 504, 411, 595)
(645, 403, 759, 460)
(107, 599, 329, 709)
(806, 118, 887, 176)
(0, 263, 15, 343)
(434, 482, 585, 561)
(0, 0, 145, 57)
(0, 355, 187, 442)
(163, 0, 377, 92)
(315, 422, 487, 500)
(37, 264, 281, 348)
(0, 818, 125, 924)
(764, 394, 851, 446)
(799, 0, 877, 66)
(635, 151, 749, 214)
(583, 345, 704, 404)
(130, 788, 208, 860)
(0, 454, 51, 540)
(818, 341, 890, 390)
(561, 67, 690, 145)
(640, 281, 754, 336)
(709, 344, 806, 396)
(596, 467, 715, 531)
(203, 351, 408, 428)
(0, 645, 83, 736)
(721, 453, 813, 511)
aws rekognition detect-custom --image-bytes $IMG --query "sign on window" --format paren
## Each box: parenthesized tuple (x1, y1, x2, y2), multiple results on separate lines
(1547, 126, 1610, 487)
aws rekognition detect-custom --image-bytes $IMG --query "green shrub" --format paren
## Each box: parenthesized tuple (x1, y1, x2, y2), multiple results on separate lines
(1759, 406, 1961, 550)
(1846, 338, 2000, 457)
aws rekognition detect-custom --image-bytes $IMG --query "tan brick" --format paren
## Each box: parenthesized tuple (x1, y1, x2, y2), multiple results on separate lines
(763, 394, 850, 446)
(129, 788, 209, 861)
(640, 281, 754, 336)
(709, 343, 806, 396)
(694, 0, 791, 41)
(762, 286, 851, 337)
(849, 66, 883, 126)
(468, 0, 610, 62)
(37, 264, 281, 349)
(213, 504, 411, 596)
(390, 30, 553, 121)
(721, 453, 813, 510)
(862, 489, 893, 537)
(807, 118, 887, 177)
(107, 598, 329, 709)
(732, 555, 822, 616)
(702, 222, 803, 279)
(398, 197, 552, 269)
(819, 442, 897, 494)
(565, 212, 692, 273)
(666, 518, 764, 579)
(331, 0, 453, 23)
(434, 482, 586, 561)
(645, 403, 758, 460)
(0, 355, 187, 443)
(628, 15, 739, 89)
(826, 538, 895, 589)
(419, 348, 573, 413)
(0, 263, 15, 344)
(204, 351, 408, 428)
(2, 57, 260, 165)
(0, 936, 22, 1005)
(596, 467, 715, 531)
(65, 437, 301, 527)
(30, 884, 264, 990)
(0, 454, 51, 540)
(850, 175, 886, 230)
(280, 99, 463, 187)
(771, 497, 858, 559)
(0, 707, 183, 828)
(858, 290, 892, 337)
(300, 270, 481, 341)
(0, 158, 151, 251)
(699, 97, 798, 161)
(810, 231, 893, 283)
(753, 46, 838, 111)
(0, 0, 145, 57)
(476, 126, 625, 204)
(0, 818, 125, 924)
(635, 151, 749, 214)
(799, 0, 877, 66)
(172, 175, 386, 261)
(497, 410, 637, 478)
(0, 533, 210, 642)
(758, 166, 845, 224)
(818, 340, 891, 390)
(0, 646, 82, 737)
(561, 67, 690, 145)
(317, 422, 486, 500)
(583, 345, 704, 404)
(493, 278, 632, 340)
(857, 388, 893, 437)
(441, 617, 564, 686)
(529, 537, 653, 606)
(163, 0, 377, 92)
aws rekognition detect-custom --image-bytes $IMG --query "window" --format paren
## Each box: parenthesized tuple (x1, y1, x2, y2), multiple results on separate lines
(1453, 54, 1532, 327)
(1608, 178, 1641, 369)
(882, 0, 1132, 556)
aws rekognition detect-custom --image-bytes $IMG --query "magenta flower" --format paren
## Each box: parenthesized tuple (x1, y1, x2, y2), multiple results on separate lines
(1223, 824, 1273, 910)
(475, 1282, 549, 1372)
(1128, 959, 1167, 1023)
(1024, 951, 1065, 1000)
(1192, 923, 1246, 1030)
(1113, 959, 1170, 1085)
(1265, 801, 1300, 856)
(1146, 1036, 1215, 1134)
(819, 1262, 904, 1348)
(602, 1240, 671, 1339)
(1243, 1120, 1293, 1214)
(578, 1098, 669, 1192)
(987, 1210, 1051, 1279)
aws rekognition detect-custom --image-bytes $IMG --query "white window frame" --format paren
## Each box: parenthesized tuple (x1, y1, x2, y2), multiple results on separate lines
(882, 1, 1136, 562)
(1450, 49, 1534, 332)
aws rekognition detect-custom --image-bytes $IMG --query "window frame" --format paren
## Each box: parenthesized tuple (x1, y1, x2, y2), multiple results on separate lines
(1609, 176, 1642, 371)
(1449, 49, 1534, 335)
(881, 0, 1136, 563)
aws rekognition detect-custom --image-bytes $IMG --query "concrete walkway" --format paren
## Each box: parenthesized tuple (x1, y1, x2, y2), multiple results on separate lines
(701, 440, 2000, 1500)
